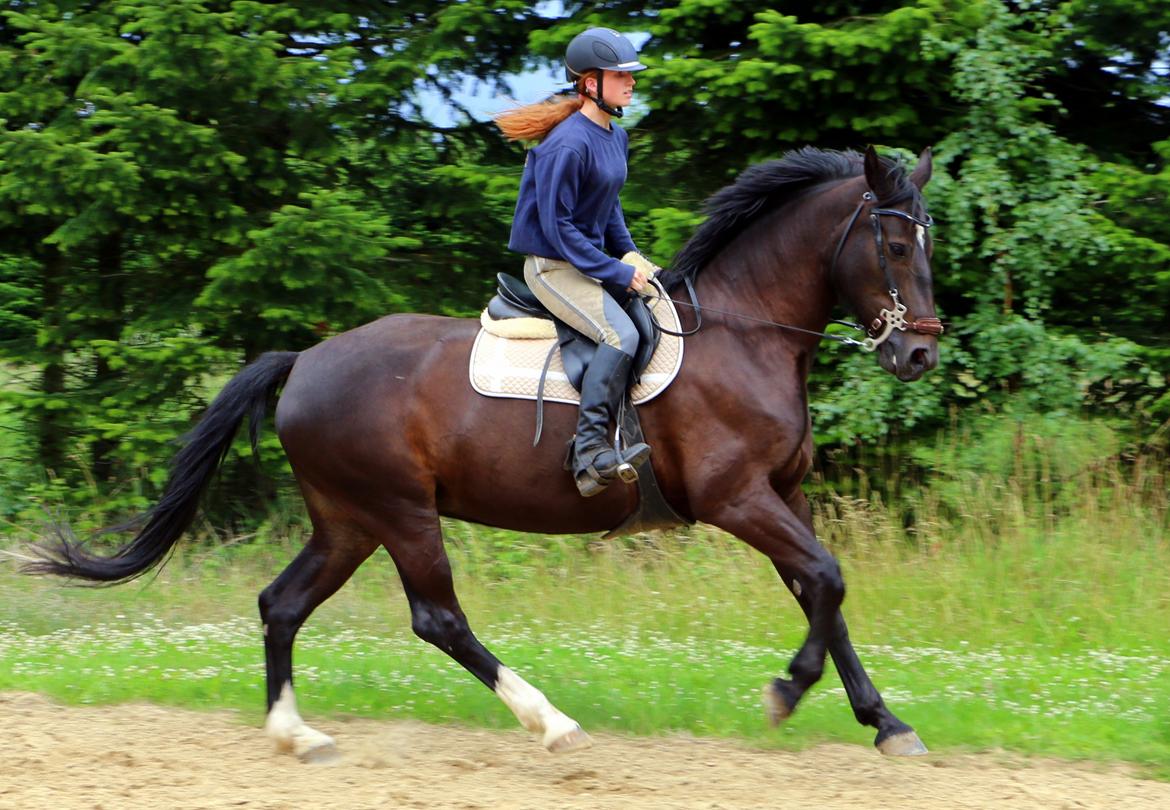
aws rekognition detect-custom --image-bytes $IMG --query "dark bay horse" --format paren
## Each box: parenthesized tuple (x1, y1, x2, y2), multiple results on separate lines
(30, 146, 940, 760)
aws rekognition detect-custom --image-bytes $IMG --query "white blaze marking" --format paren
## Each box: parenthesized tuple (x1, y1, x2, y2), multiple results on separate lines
(494, 666, 582, 749)
(915, 224, 926, 250)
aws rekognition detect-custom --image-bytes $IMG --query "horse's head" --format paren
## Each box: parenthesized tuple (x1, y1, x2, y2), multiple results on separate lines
(832, 146, 940, 382)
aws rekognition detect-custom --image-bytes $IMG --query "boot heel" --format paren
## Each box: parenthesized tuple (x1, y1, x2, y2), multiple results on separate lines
(575, 471, 609, 497)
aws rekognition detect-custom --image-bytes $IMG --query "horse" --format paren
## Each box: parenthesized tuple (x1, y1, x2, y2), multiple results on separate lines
(28, 145, 941, 761)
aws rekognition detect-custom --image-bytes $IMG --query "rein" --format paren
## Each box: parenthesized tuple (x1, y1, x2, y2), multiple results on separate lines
(646, 192, 944, 352)
(641, 286, 872, 349)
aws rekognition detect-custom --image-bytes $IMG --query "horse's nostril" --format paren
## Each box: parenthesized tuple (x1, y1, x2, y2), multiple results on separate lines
(910, 347, 930, 369)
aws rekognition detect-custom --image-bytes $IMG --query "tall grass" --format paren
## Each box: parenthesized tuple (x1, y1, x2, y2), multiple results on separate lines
(1, 422, 1168, 773)
(812, 452, 1169, 652)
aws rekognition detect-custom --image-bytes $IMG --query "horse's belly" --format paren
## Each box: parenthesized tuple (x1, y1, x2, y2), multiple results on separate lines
(433, 413, 641, 535)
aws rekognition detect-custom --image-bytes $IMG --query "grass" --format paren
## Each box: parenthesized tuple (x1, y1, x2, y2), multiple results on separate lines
(3, 452, 1170, 780)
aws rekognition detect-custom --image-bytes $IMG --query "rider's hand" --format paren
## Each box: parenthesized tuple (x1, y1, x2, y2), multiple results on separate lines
(621, 251, 659, 294)
(628, 267, 649, 293)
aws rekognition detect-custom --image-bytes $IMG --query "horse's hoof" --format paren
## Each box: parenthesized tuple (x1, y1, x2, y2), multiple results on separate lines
(762, 681, 794, 726)
(545, 724, 593, 753)
(298, 740, 341, 764)
(875, 729, 928, 757)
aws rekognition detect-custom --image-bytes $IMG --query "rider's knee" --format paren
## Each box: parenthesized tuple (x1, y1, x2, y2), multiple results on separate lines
(599, 323, 638, 356)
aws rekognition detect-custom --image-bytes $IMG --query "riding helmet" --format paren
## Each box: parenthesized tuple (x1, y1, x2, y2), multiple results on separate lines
(564, 28, 647, 81)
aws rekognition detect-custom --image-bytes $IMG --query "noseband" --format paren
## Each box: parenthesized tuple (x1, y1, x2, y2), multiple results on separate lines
(831, 191, 945, 352)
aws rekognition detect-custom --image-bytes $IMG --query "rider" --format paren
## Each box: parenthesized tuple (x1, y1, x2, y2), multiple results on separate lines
(495, 27, 659, 498)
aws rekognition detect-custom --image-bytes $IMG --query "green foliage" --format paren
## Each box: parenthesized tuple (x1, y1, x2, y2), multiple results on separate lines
(627, 0, 982, 194)
(1045, 0, 1170, 163)
(1, 0, 1168, 527)
(790, 1, 1169, 445)
(0, 1, 536, 521)
(0, 256, 36, 341)
(912, 411, 1123, 517)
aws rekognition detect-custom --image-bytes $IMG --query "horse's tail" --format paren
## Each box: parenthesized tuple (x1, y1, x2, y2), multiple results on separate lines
(25, 351, 300, 585)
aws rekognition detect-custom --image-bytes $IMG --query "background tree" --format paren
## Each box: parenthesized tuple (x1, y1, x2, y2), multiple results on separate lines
(0, 1, 537, 525)
(2, 0, 1167, 528)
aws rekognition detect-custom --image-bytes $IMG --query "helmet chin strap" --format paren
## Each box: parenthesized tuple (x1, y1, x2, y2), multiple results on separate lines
(583, 71, 624, 118)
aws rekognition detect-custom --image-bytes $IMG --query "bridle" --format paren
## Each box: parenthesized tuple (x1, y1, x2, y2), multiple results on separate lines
(646, 191, 944, 352)
(830, 191, 944, 351)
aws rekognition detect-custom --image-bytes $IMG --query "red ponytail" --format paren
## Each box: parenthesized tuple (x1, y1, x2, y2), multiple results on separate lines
(494, 72, 596, 143)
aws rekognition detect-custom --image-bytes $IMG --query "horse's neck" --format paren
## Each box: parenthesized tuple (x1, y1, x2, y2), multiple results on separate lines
(693, 205, 837, 357)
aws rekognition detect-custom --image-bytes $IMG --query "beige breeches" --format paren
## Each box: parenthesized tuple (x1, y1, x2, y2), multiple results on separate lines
(523, 256, 638, 356)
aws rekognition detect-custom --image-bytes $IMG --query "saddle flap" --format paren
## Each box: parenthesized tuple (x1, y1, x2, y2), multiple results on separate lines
(626, 295, 661, 382)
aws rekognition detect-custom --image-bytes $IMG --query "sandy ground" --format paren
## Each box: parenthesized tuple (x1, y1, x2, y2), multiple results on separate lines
(1, 692, 1167, 810)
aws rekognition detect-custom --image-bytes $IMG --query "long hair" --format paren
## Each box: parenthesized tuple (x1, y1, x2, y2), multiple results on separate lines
(494, 71, 597, 143)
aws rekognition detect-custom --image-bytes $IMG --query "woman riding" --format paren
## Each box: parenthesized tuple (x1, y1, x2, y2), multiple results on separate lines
(495, 27, 658, 498)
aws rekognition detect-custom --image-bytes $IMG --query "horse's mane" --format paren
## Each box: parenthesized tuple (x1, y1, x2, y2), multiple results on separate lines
(659, 147, 916, 290)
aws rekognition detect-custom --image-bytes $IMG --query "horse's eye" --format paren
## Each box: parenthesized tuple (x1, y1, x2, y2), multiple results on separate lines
(890, 242, 907, 257)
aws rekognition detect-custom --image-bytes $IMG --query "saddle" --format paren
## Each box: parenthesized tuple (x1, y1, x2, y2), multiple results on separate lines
(485, 273, 689, 537)
(488, 273, 660, 392)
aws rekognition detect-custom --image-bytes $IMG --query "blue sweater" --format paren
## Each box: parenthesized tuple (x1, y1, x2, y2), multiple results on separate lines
(507, 112, 638, 287)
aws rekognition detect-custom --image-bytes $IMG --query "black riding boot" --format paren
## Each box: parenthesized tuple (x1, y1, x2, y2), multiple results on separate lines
(571, 344, 652, 497)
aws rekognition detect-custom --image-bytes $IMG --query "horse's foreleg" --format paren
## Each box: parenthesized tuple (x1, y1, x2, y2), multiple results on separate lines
(778, 489, 927, 756)
(707, 484, 843, 722)
(771, 568, 927, 754)
(826, 614, 927, 755)
(259, 525, 377, 761)
(385, 520, 592, 753)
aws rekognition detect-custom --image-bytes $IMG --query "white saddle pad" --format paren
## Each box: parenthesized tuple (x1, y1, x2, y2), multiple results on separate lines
(469, 282, 684, 405)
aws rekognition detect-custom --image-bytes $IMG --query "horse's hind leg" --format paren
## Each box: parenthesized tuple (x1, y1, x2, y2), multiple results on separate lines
(259, 520, 378, 761)
(384, 514, 591, 753)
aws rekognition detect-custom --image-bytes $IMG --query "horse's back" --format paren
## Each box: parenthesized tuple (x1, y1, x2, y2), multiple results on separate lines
(277, 313, 471, 429)
(274, 313, 638, 533)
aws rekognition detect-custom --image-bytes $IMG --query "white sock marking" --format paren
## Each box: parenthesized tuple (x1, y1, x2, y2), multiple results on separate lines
(494, 666, 583, 749)
(265, 681, 335, 758)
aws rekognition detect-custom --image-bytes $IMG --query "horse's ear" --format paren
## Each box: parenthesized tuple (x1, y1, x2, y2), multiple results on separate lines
(909, 146, 933, 190)
(863, 145, 896, 200)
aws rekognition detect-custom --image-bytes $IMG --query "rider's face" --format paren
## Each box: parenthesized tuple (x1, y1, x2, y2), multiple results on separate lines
(587, 70, 636, 110)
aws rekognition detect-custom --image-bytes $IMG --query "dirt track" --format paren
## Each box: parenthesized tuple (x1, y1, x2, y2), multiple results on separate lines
(1, 692, 1167, 810)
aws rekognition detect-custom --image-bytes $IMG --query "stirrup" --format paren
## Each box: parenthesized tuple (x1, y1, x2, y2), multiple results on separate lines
(615, 462, 638, 484)
(614, 442, 650, 483)
(580, 452, 621, 494)
(573, 443, 651, 497)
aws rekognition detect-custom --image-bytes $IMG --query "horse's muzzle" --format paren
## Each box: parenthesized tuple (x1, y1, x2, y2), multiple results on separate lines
(880, 335, 937, 382)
